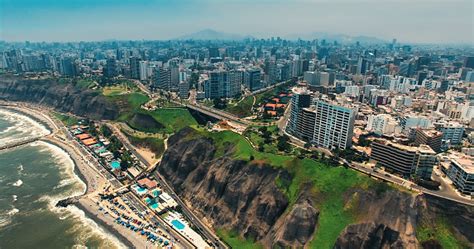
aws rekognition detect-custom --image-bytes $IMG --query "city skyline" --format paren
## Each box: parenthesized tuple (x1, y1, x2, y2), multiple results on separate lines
(1, 0, 473, 44)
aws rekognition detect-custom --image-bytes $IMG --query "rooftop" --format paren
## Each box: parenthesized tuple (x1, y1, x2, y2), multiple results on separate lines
(451, 154, 474, 174)
(374, 139, 436, 155)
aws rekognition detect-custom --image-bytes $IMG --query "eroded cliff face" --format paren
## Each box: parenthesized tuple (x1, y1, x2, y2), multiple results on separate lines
(159, 128, 314, 247)
(0, 77, 118, 120)
(159, 128, 474, 249)
(334, 189, 419, 249)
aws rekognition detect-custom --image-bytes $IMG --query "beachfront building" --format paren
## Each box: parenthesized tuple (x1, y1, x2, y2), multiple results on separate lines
(370, 139, 437, 179)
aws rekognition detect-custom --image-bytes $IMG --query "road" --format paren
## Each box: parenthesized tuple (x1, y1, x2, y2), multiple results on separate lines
(342, 159, 474, 206)
(152, 170, 228, 249)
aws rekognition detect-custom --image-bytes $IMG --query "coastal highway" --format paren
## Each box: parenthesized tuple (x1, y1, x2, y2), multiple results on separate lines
(341, 159, 474, 206)
(153, 171, 229, 249)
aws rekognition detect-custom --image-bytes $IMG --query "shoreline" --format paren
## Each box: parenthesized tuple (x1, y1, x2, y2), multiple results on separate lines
(75, 200, 134, 249)
(41, 138, 91, 194)
(0, 104, 139, 248)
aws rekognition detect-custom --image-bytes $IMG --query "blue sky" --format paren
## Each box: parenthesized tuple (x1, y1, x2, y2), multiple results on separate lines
(1, 0, 473, 43)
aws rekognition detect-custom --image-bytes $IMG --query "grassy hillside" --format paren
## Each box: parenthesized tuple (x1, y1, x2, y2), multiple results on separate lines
(417, 216, 470, 249)
(224, 96, 254, 117)
(124, 133, 166, 157)
(181, 127, 389, 248)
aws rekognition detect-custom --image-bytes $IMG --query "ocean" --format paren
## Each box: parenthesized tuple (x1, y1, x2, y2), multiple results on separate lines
(0, 108, 125, 248)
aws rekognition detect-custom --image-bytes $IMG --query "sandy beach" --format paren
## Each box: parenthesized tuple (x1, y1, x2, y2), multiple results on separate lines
(76, 197, 155, 249)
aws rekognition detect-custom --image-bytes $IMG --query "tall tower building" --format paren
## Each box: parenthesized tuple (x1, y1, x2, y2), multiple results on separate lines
(154, 67, 171, 91)
(104, 58, 118, 78)
(139, 61, 148, 81)
(287, 87, 312, 135)
(129, 57, 140, 80)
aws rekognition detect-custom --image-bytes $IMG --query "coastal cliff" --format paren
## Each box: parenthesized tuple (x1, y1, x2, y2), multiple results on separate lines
(0, 76, 118, 120)
(158, 128, 474, 248)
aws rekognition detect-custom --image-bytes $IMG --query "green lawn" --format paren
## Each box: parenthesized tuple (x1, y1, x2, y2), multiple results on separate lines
(53, 112, 78, 126)
(216, 229, 263, 249)
(103, 85, 130, 96)
(224, 96, 254, 117)
(125, 133, 165, 158)
(147, 108, 198, 134)
(75, 79, 96, 89)
(128, 93, 150, 108)
(108, 92, 150, 121)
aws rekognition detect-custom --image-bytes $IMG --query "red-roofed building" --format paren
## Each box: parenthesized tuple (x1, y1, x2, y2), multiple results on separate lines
(82, 138, 97, 146)
(76, 133, 91, 140)
(138, 178, 158, 189)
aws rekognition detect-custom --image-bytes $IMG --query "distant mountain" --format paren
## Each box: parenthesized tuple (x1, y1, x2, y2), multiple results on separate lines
(176, 29, 252, 41)
(284, 32, 387, 44)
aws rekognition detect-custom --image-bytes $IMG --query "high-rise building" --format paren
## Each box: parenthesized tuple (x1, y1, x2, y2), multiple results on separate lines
(287, 87, 312, 135)
(287, 88, 357, 150)
(104, 58, 118, 78)
(414, 128, 443, 153)
(139, 61, 148, 81)
(169, 60, 180, 90)
(304, 71, 319, 86)
(205, 70, 225, 99)
(59, 57, 78, 77)
(308, 99, 357, 150)
(130, 57, 140, 79)
(371, 139, 437, 179)
(204, 70, 240, 99)
(154, 67, 171, 91)
(178, 81, 190, 99)
(357, 57, 370, 75)
(464, 56, 474, 69)
(227, 70, 243, 98)
(319, 72, 330, 86)
(265, 60, 278, 85)
(244, 68, 262, 91)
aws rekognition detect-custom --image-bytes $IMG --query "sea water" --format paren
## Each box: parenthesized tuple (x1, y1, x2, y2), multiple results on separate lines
(0, 108, 125, 248)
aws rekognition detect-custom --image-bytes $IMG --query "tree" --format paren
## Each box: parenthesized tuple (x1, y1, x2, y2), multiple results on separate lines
(304, 142, 311, 149)
(277, 135, 290, 152)
(213, 98, 227, 109)
(120, 160, 129, 170)
(100, 125, 112, 137)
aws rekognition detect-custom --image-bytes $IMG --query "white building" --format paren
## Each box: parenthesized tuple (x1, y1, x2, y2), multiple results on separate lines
(288, 89, 357, 150)
(366, 114, 400, 135)
(139, 61, 148, 81)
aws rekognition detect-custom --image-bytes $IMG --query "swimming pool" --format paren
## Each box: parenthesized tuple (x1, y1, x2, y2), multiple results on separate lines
(110, 161, 121, 169)
(171, 219, 185, 230)
(132, 184, 148, 195)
